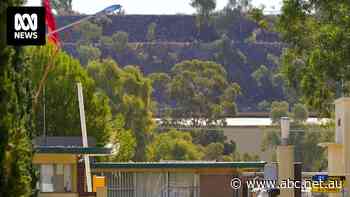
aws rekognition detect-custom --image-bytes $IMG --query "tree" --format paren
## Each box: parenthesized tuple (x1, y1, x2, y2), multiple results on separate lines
(278, 0, 350, 116)
(149, 73, 171, 116)
(76, 21, 102, 43)
(76, 44, 101, 65)
(107, 115, 136, 162)
(26, 45, 113, 145)
(146, 130, 203, 161)
(51, 0, 73, 15)
(242, 153, 259, 161)
(204, 143, 224, 160)
(261, 129, 280, 152)
(0, 1, 35, 196)
(146, 22, 157, 42)
(270, 101, 289, 123)
(87, 59, 155, 161)
(100, 36, 113, 49)
(190, 0, 216, 27)
(227, 0, 252, 13)
(223, 140, 236, 155)
(270, 101, 309, 124)
(291, 103, 308, 123)
(112, 31, 129, 53)
(251, 65, 269, 87)
(191, 129, 227, 146)
(214, 34, 247, 69)
(166, 59, 240, 127)
(222, 152, 259, 161)
(257, 100, 271, 111)
(213, 0, 254, 34)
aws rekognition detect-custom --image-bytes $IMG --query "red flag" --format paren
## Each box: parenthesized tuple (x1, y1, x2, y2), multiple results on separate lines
(43, 0, 60, 47)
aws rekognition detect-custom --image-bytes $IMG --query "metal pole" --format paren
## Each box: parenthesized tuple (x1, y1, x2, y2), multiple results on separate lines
(43, 85, 47, 145)
(46, 14, 95, 36)
(77, 83, 92, 192)
(46, 4, 122, 36)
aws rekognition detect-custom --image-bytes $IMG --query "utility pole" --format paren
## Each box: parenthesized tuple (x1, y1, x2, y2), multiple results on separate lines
(77, 83, 92, 192)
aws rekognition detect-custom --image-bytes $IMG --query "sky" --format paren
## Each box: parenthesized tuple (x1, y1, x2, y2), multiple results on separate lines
(26, 0, 282, 15)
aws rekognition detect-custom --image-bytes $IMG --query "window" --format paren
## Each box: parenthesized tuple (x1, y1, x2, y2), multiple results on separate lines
(41, 165, 54, 192)
(39, 164, 73, 192)
(136, 173, 166, 197)
(168, 173, 199, 197)
(103, 172, 199, 197)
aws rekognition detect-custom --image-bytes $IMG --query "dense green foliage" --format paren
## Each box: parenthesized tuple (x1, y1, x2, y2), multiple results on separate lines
(27, 44, 247, 162)
(87, 59, 154, 161)
(270, 101, 289, 123)
(147, 59, 250, 161)
(291, 103, 308, 124)
(111, 31, 129, 53)
(278, 0, 350, 116)
(203, 142, 224, 160)
(76, 21, 103, 43)
(27, 45, 153, 162)
(0, 0, 35, 196)
(76, 44, 101, 65)
(105, 115, 136, 162)
(153, 60, 240, 127)
(26, 45, 113, 145)
(147, 130, 203, 161)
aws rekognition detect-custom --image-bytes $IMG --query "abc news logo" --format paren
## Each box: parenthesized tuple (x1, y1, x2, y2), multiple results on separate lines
(7, 7, 45, 45)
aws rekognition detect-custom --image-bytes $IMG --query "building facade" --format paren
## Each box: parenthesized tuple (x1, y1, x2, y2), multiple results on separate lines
(92, 162, 266, 197)
(33, 137, 266, 197)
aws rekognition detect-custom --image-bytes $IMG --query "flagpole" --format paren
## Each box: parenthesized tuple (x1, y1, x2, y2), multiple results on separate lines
(46, 14, 95, 36)
(33, 4, 122, 109)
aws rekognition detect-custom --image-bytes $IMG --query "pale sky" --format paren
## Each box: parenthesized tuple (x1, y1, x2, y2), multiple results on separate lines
(26, 0, 282, 15)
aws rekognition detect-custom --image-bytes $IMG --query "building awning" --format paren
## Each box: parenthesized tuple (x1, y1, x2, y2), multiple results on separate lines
(92, 161, 266, 169)
(35, 146, 113, 155)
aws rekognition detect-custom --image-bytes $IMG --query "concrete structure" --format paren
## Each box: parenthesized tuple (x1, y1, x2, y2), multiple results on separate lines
(319, 143, 343, 197)
(223, 125, 275, 162)
(319, 97, 350, 197)
(335, 98, 350, 196)
(276, 117, 295, 197)
(277, 146, 294, 197)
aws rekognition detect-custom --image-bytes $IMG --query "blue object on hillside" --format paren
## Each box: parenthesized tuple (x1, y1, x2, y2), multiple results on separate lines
(102, 4, 122, 14)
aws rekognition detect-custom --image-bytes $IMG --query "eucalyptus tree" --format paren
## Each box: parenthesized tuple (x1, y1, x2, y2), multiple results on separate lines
(166, 59, 240, 127)
(0, 0, 35, 196)
(278, 0, 350, 116)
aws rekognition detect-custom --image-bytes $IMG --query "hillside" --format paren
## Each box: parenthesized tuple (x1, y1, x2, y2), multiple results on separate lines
(57, 15, 285, 112)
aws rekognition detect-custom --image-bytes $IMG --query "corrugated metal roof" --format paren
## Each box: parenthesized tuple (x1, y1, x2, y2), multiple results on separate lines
(92, 161, 266, 169)
(33, 136, 96, 147)
(35, 146, 112, 155)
